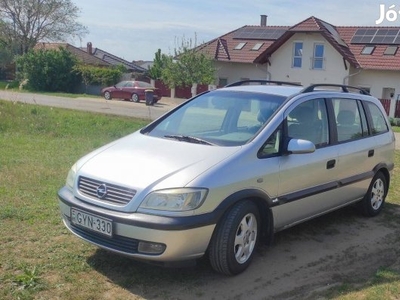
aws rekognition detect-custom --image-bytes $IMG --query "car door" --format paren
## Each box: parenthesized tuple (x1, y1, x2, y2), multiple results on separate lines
(121, 81, 134, 99)
(331, 98, 380, 203)
(271, 98, 341, 230)
(113, 81, 127, 98)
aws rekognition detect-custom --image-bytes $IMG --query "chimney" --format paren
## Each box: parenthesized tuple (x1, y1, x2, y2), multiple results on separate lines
(87, 42, 92, 55)
(260, 15, 267, 26)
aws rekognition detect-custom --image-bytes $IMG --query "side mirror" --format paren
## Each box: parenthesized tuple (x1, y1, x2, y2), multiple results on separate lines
(287, 138, 315, 154)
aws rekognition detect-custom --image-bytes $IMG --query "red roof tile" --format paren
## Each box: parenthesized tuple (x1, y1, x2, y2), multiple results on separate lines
(34, 43, 111, 67)
(198, 16, 400, 71)
(197, 25, 289, 64)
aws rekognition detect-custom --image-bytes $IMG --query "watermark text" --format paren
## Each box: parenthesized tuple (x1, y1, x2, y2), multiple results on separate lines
(376, 4, 400, 24)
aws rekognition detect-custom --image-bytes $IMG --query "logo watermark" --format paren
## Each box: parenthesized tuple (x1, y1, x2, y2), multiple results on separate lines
(376, 4, 400, 24)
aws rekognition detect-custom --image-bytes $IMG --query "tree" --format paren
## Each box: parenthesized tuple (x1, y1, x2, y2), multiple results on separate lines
(153, 36, 216, 89)
(16, 47, 81, 92)
(148, 49, 168, 80)
(0, 0, 87, 55)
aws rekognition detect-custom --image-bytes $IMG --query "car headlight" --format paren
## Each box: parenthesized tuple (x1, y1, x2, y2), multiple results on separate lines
(66, 163, 77, 191)
(140, 188, 208, 211)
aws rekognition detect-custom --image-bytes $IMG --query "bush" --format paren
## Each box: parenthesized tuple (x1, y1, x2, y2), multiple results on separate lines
(390, 117, 400, 126)
(15, 47, 81, 92)
(74, 64, 124, 87)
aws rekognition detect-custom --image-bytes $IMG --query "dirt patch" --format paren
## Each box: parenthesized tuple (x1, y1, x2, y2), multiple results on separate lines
(87, 205, 400, 300)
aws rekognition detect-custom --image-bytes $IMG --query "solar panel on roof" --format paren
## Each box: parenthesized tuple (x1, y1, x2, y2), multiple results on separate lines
(351, 28, 400, 44)
(233, 28, 286, 40)
(320, 20, 348, 47)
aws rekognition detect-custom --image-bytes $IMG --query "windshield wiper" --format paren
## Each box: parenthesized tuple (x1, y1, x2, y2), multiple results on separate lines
(164, 135, 214, 145)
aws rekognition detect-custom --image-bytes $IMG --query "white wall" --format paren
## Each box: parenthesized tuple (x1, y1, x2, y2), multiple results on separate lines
(348, 68, 400, 98)
(214, 61, 269, 85)
(268, 32, 349, 85)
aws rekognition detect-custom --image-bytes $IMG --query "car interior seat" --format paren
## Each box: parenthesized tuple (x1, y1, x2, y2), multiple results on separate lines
(288, 106, 321, 144)
(337, 110, 360, 141)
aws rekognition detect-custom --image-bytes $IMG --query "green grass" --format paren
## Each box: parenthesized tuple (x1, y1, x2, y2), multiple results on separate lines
(0, 99, 399, 299)
(392, 126, 400, 133)
(0, 80, 98, 98)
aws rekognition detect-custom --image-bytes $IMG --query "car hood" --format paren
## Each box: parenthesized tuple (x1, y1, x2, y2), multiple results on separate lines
(76, 131, 240, 196)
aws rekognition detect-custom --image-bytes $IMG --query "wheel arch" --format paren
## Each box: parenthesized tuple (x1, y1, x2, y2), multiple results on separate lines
(212, 189, 275, 246)
(373, 162, 392, 193)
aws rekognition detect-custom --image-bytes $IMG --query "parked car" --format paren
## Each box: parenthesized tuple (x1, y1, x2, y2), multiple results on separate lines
(101, 80, 162, 103)
(58, 80, 395, 275)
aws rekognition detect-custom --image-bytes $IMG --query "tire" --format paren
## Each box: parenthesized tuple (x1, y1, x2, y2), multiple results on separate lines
(104, 91, 112, 100)
(131, 93, 139, 102)
(359, 172, 387, 217)
(209, 200, 259, 275)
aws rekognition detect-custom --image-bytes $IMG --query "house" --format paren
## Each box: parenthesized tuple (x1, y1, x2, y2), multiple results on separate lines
(134, 60, 154, 71)
(83, 42, 146, 74)
(197, 15, 400, 117)
(34, 42, 111, 67)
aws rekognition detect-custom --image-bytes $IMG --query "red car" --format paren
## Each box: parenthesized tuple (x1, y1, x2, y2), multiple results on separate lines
(101, 80, 162, 103)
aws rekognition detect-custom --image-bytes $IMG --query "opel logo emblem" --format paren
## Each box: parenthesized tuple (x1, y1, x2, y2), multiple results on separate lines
(96, 184, 108, 199)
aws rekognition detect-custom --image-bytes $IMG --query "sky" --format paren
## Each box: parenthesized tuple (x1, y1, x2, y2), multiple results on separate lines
(70, 0, 400, 62)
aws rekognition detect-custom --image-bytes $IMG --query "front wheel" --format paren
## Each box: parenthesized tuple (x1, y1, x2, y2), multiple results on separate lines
(359, 172, 387, 217)
(131, 93, 139, 102)
(209, 200, 259, 275)
(104, 91, 112, 100)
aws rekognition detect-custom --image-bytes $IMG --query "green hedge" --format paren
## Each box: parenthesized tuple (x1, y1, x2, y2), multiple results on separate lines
(74, 64, 124, 87)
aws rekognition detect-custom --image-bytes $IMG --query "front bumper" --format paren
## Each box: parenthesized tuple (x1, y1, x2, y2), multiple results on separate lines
(58, 186, 215, 262)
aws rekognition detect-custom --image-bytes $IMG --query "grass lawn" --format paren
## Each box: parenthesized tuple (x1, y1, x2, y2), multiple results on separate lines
(0, 99, 400, 299)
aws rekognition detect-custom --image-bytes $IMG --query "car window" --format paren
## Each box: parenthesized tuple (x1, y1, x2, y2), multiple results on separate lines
(332, 98, 365, 142)
(136, 81, 153, 88)
(115, 81, 127, 88)
(258, 127, 281, 157)
(287, 98, 329, 147)
(146, 90, 286, 146)
(125, 82, 134, 87)
(366, 102, 389, 134)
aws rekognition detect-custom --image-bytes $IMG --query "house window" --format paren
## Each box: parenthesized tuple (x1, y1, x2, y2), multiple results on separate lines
(218, 78, 228, 87)
(312, 44, 325, 69)
(361, 46, 375, 55)
(384, 46, 398, 55)
(234, 42, 246, 50)
(251, 43, 263, 51)
(292, 42, 303, 68)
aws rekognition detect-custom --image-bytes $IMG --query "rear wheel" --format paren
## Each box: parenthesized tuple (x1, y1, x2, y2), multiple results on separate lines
(131, 93, 139, 102)
(359, 172, 387, 217)
(209, 200, 259, 275)
(104, 91, 112, 100)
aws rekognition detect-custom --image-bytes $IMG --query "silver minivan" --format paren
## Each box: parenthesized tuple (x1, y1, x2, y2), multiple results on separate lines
(58, 81, 395, 275)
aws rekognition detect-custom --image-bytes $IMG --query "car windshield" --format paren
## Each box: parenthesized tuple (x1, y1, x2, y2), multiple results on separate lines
(145, 90, 286, 146)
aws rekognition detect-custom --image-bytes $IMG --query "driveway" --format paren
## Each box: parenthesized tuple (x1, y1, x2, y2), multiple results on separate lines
(0, 90, 185, 121)
(0, 90, 398, 149)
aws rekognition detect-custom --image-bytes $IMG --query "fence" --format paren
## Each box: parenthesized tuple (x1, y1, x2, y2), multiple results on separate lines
(379, 98, 400, 118)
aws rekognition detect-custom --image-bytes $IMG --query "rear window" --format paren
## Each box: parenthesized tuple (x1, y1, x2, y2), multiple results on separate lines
(145, 90, 286, 146)
(366, 102, 389, 134)
(136, 81, 153, 88)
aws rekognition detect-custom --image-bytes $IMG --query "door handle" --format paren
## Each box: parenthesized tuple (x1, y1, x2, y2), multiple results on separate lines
(368, 150, 374, 157)
(327, 159, 336, 169)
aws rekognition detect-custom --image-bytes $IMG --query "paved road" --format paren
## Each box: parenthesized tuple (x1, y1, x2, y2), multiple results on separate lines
(0, 90, 185, 121)
(0, 90, 398, 149)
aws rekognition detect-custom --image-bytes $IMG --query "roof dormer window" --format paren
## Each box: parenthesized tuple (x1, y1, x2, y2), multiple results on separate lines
(251, 43, 264, 51)
(234, 42, 246, 50)
(361, 46, 375, 55)
(384, 46, 398, 55)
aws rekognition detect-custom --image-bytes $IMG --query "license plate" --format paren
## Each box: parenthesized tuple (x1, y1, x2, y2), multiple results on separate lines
(71, 208, 113, 237)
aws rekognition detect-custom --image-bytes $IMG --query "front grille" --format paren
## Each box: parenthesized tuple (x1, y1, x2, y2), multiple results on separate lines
(78, 176, 136, 206)
(70, 224, 139, 254)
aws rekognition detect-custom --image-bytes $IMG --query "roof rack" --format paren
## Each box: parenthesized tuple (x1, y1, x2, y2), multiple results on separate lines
(301, 84, 370, 95)
(225, 80, 302, 87)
